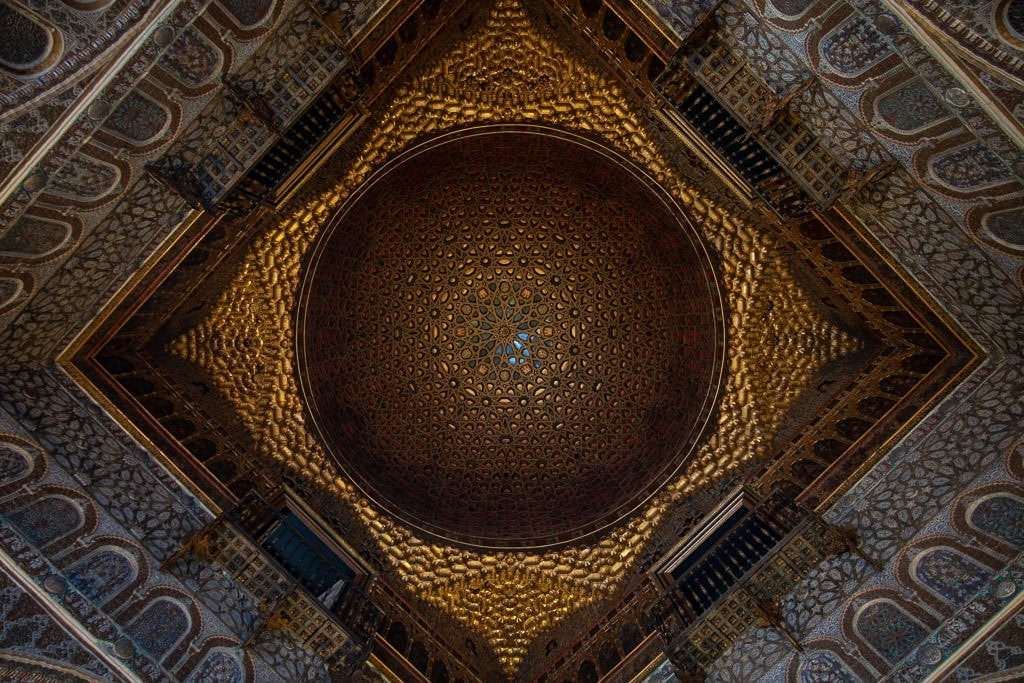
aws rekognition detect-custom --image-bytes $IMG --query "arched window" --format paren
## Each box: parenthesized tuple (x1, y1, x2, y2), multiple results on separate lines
(620, 621, 643, 653)
(46, 154, 120, 202)
(430, 659, 449, 683)
(0, 216, 73, 259)
(768, 0, 816, 17)
(969, 494, 1024, 547)
(386, 620, 408, 653)
(101, 91, 171, 144)
(7, 496, 83, 548)
(409, 640, 429, 673)
(598, 640, 621, 674)
(216, 0, 273, 27)
(854, 600, 928, 665)
(577, 659, 599, 683)
(0, 5, 60, 75)
(914, 548, 991, 605)
(819, 16, 893, 76)
(0, 274, 31, 315)
(186, 648, 244, 683)
(159, 26, 221, 88)
(60, 1, 117, 10)
(875, 79, 948, 133)
(1004, 0, 1024, 40)
(0, 443, 31, 487)
(67, 548, 136, 605)
(798, 650, 859, 683)
(126, 598, 191, 661)
(981, 208, 1024, 250)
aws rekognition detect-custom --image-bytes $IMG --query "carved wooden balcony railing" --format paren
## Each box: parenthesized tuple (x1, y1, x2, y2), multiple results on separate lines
(645, 491, 841, 677)
(164, 493, 383, 678)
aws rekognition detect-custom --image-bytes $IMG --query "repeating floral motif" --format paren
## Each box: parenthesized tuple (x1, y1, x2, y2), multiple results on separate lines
(186, 648, 245, 683)
(0, 444, 29, 484)
(248, 627, 330, 682)
(295, 130, 724, 546)
(0, 412, 309, 682)
(783, 554, 872, 638)
(931, 143, 1012, 189)
(0, 177, 187, 362)
(706, 628, 792, 682)
(46, 154, 119, 199)
(819, 16, 893, 75)
(875, 79, 949, 132)
(170, 1, 868, 670)
(0, 1, 154, 112)
(66, 548, 136, 605)
(0, 0, 330, 330)
(0, 366, 208, 561)
(970, 495, 1024, 547)
(724, 0, 1024, 290)
(126, 597, 190, 661)
(716, 4, 888, 169)
(953, 609, 1024, 681)
(836, 363, 1022, 562)
(719, 3, 810, 94)
(880, 558, 1024, 681)
(0, 571, 113, 680)
(0, 87, 79, 182)
(0, 0, 1020, 681)
(642, 0, 715, 38)
(915, 548, 992, 605)
(984, 209, 1024, 247)
(0, 512, 168, 681)
(5, 496, 82, 548)
(0, 15, 161, 224)
(854, 600, 928, 664)
(793, 85, 889, 169)
(101, 90, 169, 143)
(851, 172, 1024, 352)
(163, 94, 241, 171)
(0, 216, 71, 258)
(159, 26, 221, 88)
(169, 555, 262, 641)
(0, 7, 396, 679)
(799, 650, 859, 682)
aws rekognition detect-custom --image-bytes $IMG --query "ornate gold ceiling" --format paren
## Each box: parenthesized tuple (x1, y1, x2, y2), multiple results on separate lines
(295, 125, 725, 549)
(165, 0, 861, 672)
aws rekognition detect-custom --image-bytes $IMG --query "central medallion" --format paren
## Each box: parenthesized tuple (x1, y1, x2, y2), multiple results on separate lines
(296, 125, 726, 549)
(460, 275, 549, 372)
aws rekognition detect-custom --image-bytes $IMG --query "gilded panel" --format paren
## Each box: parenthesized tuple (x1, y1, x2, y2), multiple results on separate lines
(170, 0, 859, 671)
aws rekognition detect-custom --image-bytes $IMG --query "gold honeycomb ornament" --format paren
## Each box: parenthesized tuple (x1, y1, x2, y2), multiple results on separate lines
(172, 0, 860, 673)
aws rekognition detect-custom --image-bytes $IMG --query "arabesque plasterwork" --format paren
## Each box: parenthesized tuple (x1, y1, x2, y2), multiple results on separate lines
(169, 0, 860, 671)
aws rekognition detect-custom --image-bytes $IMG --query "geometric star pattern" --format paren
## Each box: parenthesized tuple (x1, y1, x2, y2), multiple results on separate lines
(168, 0, 861, 670)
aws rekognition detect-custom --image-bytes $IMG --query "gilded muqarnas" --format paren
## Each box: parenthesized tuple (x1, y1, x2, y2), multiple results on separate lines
(171, 0, 860, 672)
